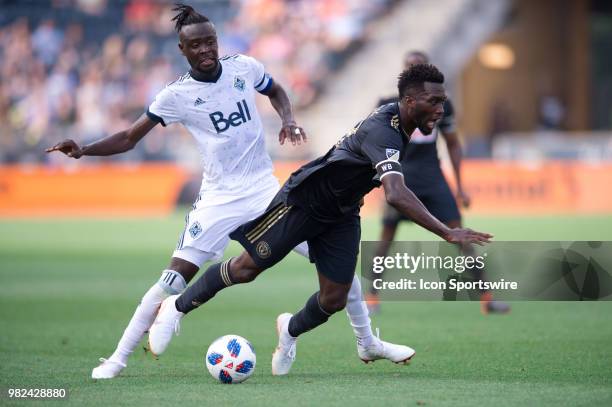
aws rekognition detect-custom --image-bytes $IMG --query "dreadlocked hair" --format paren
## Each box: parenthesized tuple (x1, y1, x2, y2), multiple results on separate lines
(171, 3, 210, 33)
(397, 64, 444, 98)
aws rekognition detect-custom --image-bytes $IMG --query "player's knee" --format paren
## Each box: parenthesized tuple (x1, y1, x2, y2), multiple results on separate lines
(229, 253, 262, 284)
(157, 269, 187, 295)
(230, 267, 260, 283)
(168, 255, 202, 283)
(319, 291, 348, 314)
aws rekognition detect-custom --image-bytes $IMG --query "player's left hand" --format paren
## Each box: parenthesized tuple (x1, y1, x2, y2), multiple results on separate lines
(445, 227, 492, 246)
(279, 121, 307, 146)
(456, 189, 471, 208)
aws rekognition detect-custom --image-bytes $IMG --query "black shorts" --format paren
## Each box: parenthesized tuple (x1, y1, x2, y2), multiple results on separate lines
(229, 197, 361, 285)
(382, 179, 461, 226)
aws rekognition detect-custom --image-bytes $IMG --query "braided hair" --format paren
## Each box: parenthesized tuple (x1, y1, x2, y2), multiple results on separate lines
(171, 3, 210, 33)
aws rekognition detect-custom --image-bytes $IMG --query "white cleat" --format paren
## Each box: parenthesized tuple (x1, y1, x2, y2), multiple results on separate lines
(91, 358, 126, 379)
(147, 295, 183, 357)
(271, 313, 297, 376)
(357, 329, 415, 364)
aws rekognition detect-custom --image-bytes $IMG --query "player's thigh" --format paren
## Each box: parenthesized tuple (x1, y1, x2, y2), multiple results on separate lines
(424, 181, 461, 224)
(308, 215, 361, 285)
(387, 188, 433, 225)
(230, 203, 324, 271)
(243, 177, 282, 224)
(176, 196, 255, 262)
(382, 201, 405, 228)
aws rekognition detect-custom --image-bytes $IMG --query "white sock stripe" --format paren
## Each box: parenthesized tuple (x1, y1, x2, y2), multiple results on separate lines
(158, 270, 187, 295)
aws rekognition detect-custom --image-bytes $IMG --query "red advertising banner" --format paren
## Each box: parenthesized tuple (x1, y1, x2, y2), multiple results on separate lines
(1, 161, 610, 217)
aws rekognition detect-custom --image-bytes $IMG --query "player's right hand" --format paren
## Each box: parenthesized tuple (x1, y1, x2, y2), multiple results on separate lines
(45, 139, 84, 159)
(445, 228, 492, 246)
(279, 121, 307, 146)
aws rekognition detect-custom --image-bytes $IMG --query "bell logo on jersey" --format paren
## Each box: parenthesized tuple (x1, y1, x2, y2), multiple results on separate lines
(209, 99, 252, 133)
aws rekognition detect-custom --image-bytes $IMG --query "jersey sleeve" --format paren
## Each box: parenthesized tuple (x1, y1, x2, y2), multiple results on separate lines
(360, 128, 404, 180)
(147, 86, 181, 127)
(437, 99, 456, 134)
(242, 55, 273, 94)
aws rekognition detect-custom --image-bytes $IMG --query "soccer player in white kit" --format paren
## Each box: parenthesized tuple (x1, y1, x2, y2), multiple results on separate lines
(47, 4, 413, 379)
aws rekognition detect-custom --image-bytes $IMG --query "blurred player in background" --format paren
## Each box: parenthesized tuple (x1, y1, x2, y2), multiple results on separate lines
(47, 3, 410, 380)
(368, 51, 510, 315)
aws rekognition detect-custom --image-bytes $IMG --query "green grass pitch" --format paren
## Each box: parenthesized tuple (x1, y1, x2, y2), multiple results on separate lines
(1, 214, 612, 406)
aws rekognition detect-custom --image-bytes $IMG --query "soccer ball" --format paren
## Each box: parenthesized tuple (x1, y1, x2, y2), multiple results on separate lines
(205, 335, 256, 384)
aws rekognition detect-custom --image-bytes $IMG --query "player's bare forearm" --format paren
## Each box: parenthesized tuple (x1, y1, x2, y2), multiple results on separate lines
(79, 131, 134, 156)
(265, 82, 295, 125)
(46, 114, 157, 158)
(444, 131, 463, 188)
(83, 114, 156, 156)
(381, 175, 450, 239)
(264, 82, 306, 145)
(382, 175, 491, 244)
(444, 131, 470, 206)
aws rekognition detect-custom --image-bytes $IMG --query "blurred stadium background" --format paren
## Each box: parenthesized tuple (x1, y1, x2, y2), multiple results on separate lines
(0, 0, 610, 218)
(1, 1, 612, 405)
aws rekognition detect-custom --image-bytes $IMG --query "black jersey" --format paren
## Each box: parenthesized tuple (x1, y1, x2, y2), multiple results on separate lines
(377, 96, 456, 192)
(280, 103, 410, 222)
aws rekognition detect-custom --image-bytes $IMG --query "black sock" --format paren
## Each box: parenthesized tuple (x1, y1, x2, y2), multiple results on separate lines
(175, 259, 233, 314)
(288, 292, 333, 337)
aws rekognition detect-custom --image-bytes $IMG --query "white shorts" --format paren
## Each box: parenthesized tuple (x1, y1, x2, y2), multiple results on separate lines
(173, 176, 307, 267)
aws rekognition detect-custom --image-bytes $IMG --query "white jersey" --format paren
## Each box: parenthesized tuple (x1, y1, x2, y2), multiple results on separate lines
(147, 54, 275, 195)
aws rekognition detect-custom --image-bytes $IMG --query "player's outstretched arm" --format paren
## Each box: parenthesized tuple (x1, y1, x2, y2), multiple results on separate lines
(46, 114, 158, 159)
(381, 173, 492, 245)
(262, 82, 306, 146)
(442, 130, 471, 208)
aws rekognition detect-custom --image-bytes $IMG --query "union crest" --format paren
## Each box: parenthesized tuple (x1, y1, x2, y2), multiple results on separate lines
(256, 241, 271, 259)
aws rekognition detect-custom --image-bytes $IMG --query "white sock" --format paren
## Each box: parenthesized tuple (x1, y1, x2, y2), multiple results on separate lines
(345, 275, 375, 347)
(109, 270, 186, 365)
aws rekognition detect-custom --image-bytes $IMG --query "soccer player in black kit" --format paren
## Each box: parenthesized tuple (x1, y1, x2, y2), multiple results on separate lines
(368, 51, 510, 315)
(148, 64, 493, 375)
